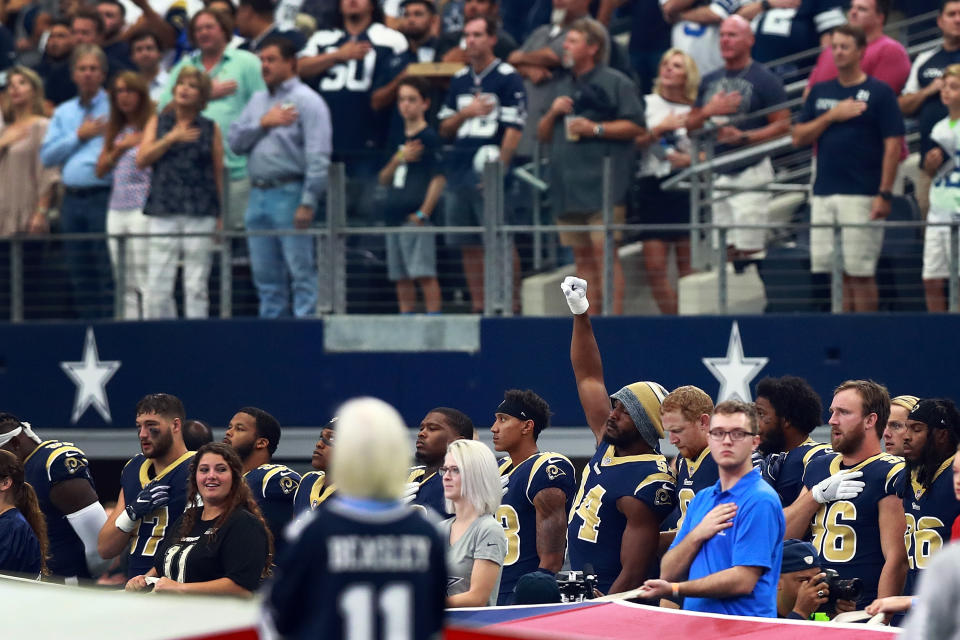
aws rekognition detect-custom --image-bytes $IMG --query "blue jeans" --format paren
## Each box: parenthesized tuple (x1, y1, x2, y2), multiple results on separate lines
(245, 183, 317, 318)
(61, 187, 113, 318)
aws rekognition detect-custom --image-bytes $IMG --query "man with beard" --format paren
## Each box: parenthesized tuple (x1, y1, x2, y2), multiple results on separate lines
(659, 386, 715, 547)
(784, 380, 908, 613)
(883, 395, 919, 456)
(98, 393, 195, 579)
(293, 417, 337, 515)
(402, 407, 474, 516)
(0, 414, 109, 582)
(223, 407, 302, 550)
(33, 18, 77, 106)
(900, 399, 960, 595)
(754, 376, 832, 507)
(563, 276, 676, 595)
(96, 0, 133, 70)
(492, 388, 575, 604)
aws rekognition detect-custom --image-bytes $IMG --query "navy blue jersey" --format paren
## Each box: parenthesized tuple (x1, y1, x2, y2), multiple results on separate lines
(567, 444, 675, 593)
(299, 23, 409, 161)
(751, 0, 846, 64)
(0, 508, 42, 577)
(662, 446, 719, 531)
(438, 59, 526, 186)
(384, 126, 443, 225)
(802, 452, 905, 608)
(292, 470, 336, 516)
(120, 451, 195, 578)
(245, 463, 301, 550)
(268, 498, 447, 640)
(496, 451, 576, 604)
(799, 77, 905, 196)
(903, 454, 960, 595)
(905, 48, 960, 169)
(762, 438, 833, 507)
(22, 440, 97, 579)
(406, 466, 450, 518)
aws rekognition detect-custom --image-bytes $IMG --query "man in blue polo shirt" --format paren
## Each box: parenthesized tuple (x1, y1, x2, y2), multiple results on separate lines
(638, 399, 785, 617)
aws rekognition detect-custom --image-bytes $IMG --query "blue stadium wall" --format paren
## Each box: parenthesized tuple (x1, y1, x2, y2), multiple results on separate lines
(3, 315, 958, 439)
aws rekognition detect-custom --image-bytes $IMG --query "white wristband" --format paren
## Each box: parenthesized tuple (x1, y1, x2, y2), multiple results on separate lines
(115, 509, 138, 533)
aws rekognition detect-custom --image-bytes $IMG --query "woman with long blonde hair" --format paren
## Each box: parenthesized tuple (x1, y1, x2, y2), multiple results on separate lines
(0, 449, 49, 578)
(97, 71, 155, 319)
(0, 66, 59, 236)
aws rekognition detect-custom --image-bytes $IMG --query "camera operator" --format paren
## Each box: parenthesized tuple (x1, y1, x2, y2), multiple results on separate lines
(778, 539, 856, 620)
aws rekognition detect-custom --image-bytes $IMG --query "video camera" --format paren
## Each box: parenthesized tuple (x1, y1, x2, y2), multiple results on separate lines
(556, 568, 598, 603)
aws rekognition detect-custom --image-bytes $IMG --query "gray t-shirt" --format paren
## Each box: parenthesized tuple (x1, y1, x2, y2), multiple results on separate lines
(901, 541, 960, 639)
(438, 515, 507, 607)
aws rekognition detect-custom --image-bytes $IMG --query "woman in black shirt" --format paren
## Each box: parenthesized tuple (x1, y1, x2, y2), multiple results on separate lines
(125, 443, 273, 596)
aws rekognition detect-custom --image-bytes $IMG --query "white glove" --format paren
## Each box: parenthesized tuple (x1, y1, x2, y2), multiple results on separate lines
(560, 276, 589, 315)
(400, 481, 420, 505)
(812, 470, 864, 504)
(500, 474, 510, 497)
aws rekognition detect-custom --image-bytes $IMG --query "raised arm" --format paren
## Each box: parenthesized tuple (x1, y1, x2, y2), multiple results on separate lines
(563, 277, 612, 444)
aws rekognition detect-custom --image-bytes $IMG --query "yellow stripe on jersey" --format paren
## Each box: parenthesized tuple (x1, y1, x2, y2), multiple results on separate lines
(599, 445, 669, 468)
(910, 455, 955, 499)
(801, 439, 831, 466)
(22, 440, 57, 467)
(684, 447, 712, 476)
(139, 450, 195, 487)
(525, 452, 573, 503)
(259, 465, 289, 498)
(636, 472, 676, 494)
(44, 445, 85, 482)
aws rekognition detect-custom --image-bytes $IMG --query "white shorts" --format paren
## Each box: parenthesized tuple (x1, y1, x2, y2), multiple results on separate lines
(922, 218, 960, 280)
(810, 194, 884, 277)
(712, 157, 774, 252)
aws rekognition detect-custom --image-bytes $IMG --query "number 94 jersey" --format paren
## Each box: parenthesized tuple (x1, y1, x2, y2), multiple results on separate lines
(567, 445, 676, 594)
(120, 451, 195, 578)
(902, 454, 960, 594)
(802, 452, 904, 607)
(496, 452, 576, 604)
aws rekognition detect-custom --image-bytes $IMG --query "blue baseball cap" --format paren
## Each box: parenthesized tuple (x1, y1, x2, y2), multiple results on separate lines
(781, 539, 820, 573)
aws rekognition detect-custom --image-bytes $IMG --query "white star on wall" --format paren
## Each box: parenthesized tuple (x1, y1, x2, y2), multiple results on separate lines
(702, 321, 768, 402)
(60, 327, 121, 424)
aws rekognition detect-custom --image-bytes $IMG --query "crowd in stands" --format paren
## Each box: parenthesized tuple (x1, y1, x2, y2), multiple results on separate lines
(0, 0, 955, 318)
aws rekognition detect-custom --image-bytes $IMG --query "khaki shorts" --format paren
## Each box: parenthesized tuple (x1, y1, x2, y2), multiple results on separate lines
(922, 217, 960, 280)
(810, 194, 884, 277)
(557, 205, 626, 247)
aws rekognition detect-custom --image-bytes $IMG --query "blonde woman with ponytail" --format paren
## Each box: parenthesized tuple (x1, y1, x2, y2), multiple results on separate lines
(0, 449, 48, 578)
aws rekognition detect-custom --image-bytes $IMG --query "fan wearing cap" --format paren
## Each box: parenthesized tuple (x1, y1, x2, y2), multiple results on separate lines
(0, 414, 109, 582)
(883, 395, 920, 456)
(492, 389, 576, 604)
(901, 398, 960, 595)
(293, 418, 338, 516)
(562, 276, 676, 595)
(777, 539, 849, 620)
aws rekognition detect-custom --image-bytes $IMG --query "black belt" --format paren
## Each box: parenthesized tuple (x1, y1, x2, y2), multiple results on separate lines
(251, 176, 303, 189)
(64, 185, 111, 196)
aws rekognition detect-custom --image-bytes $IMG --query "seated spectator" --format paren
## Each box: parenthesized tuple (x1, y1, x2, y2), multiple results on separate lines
(377, 76, 445, 314)
(0, 449, 48, 578)
(805, 0, 910, 96)
(0, 66, 58, 237)
(631, 48, 698, 315)
(32, 17, 77, 107)
(138, 66, 223, 319)
(96, 71, 154, 320)
(235, 0, 307, 52)
(129, 30, 169, 102)
(125, 443, 273, 596)
(440, 438, 507, 607)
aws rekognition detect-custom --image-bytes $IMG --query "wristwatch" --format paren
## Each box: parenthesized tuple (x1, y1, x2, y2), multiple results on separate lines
(594, 124, 604, 138)
(878, 191, 893, 202)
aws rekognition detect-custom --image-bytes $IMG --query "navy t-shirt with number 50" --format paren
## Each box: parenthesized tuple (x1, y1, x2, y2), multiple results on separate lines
(799, 76, 905, 197)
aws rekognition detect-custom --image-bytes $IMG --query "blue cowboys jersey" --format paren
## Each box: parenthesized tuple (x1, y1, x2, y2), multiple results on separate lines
(802, 452, 905, 608)
(298, 23, 409, 161)
(762, 438, 833, 507)
(904, 47, 960, 168)
(496, 451, 576, 604)
(268, 499, 447, 640)
(292, 470, 336, 516)
(662, 446, 718, 531)
(751, 0, 846, 64)
(903, 454, 960, 595)
(438, 59, 526, 186)
(22, 440, 97, 579)
(120, 451, 195, 578)
(245, 463, 301, 549)
(406, 466, 450, 518)
(567, 444, 675, 593)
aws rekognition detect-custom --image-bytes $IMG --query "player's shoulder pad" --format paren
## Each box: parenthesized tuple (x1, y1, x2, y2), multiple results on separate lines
(39, 441, 90, 483)
(496, 61, 518, 76)
(368, 23, 408, 53)
(407, 465, 427, 483)
(257, 464, 302, 499)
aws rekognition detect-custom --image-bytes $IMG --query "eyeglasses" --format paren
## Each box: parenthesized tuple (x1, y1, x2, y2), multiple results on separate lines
(707, 428, 755, 442)
(438, 466, 460, 477)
